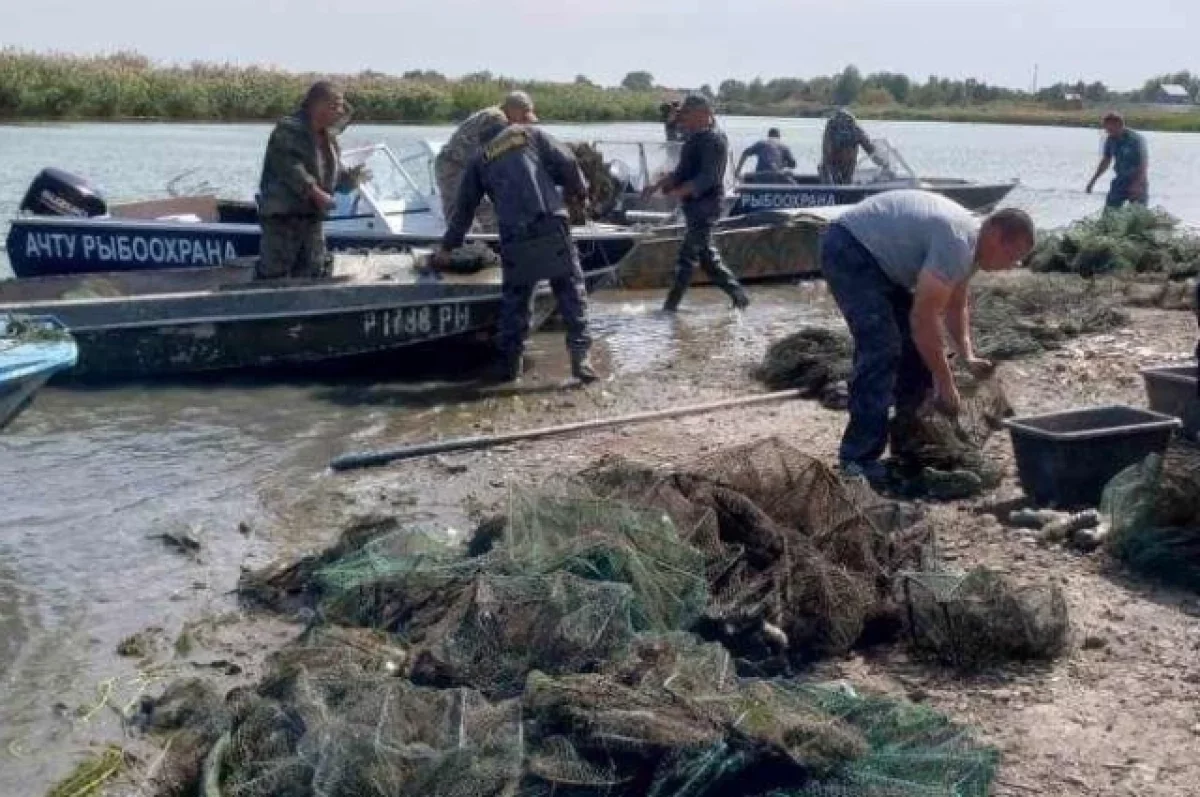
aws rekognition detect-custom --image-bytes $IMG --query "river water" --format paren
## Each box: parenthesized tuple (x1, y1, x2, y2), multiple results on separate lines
(2, 118, 1200, 794)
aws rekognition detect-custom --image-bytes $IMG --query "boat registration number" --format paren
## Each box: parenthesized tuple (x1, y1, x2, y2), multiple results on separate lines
(363, 303, 472, 340)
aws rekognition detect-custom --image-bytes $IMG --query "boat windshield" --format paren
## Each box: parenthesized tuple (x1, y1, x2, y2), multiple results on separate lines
(341, 143, 435, 213)
(854, 138, 919, 185)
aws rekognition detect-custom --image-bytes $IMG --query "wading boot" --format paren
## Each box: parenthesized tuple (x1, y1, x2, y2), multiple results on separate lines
(731, 288, 751, 310)
(483, 353, 523, 384)
(570, 351, 599, 384)
(662, 284, 686, 313)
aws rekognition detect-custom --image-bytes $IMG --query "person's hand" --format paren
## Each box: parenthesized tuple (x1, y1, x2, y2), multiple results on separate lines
(933, 378, 962, 417)
(1085, 179, 1096, 194)
(641, 183, 658, 200)
(1129, 178, 1148, 201)
(964, 356, 996, 379)
(348, 165, 371, 186)
(308, 185, 335, 210)
(668, 183, 691, 199)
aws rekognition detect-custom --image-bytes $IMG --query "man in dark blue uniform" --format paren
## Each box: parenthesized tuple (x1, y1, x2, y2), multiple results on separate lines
(1086, 112, 1149, 209)
(433, 121, 597, 384)
(734, 128, 797, 179)
(644, 94, 749, 312)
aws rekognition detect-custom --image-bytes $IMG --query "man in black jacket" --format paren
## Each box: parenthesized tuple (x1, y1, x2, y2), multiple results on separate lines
(644, 94, 749, 312)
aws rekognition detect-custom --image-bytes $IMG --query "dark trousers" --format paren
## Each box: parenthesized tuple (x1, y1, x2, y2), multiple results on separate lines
(1106, 177, 1149, 209)
(258, 216, 329, 279)
(497, 233, 592, 360)
(820, 223, 932, 465)
(666, 220, 746, 306)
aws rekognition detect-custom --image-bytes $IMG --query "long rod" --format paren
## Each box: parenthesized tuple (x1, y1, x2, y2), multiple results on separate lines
(330, 388, 805, 472)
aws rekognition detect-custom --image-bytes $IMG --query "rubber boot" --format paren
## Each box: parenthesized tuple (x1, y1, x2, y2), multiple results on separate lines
(731, 288, 751, 310)
(662, 284, 686, 313)
(570, 351, 599, 384)
(483, 353, 523, 384)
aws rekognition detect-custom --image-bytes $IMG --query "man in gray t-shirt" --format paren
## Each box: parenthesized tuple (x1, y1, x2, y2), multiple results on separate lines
(820, 190, 1035, 481)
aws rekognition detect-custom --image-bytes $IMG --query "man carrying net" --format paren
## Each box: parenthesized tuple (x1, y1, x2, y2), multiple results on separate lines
(820, 190, 1035, 483)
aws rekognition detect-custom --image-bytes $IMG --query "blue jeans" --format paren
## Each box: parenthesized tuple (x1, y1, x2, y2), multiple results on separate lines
(820, 223, 932, 466)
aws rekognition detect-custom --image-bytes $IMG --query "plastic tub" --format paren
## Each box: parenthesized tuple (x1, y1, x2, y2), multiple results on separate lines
(1004, 405, 1180, 508)
(1141, 364, 1199, 440)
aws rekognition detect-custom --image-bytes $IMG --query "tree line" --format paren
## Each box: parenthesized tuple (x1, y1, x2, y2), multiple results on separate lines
(0, 51, 1195, 124)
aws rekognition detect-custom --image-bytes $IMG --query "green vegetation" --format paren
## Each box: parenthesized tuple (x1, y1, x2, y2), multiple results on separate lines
(0, 51, 661, 123)
(3, 51, 1200, 131)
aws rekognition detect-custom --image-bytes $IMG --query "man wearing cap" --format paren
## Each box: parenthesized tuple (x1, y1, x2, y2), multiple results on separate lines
(434, 91, 539, 231)
(1086, 112, 1149, 209)
(433, 120, 598, 385)
(734, 127, 797, 180)
(819, 108, 883, 185)
(644, 94, 750, 312)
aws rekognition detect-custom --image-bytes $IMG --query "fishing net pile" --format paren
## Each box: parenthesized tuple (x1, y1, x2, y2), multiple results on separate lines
(1102, 441, 1200, 590)
(1029, 206, 1200, 279)
(970, 275, 1129, 360)
(140, 439, 1052, 797)
(567, 141, 621, 221)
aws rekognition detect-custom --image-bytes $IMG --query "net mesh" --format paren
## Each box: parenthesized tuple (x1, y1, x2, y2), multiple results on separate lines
(1103, 441, 1200, 589)
(901, 567, 1071, 670)
(144, 441, 1020, 797)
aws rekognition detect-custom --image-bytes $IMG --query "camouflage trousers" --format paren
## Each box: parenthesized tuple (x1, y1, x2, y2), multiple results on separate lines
(498, 275, 592, 360)
(434, 154, 497, 232)
(818, 157, 857, 185)
(258, 216, 330, 280)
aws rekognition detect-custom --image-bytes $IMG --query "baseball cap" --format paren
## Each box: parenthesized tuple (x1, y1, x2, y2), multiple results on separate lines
(679, 93, 712, 113)
(502, 90, 538, 122)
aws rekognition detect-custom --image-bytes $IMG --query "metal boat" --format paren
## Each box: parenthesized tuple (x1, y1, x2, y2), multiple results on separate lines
(4, 141, 639, 280)
(0, 252, 562, 381)
(730, 140, 1018, 214)
(0, 315, 77, 429)
(589, 138, 1018, 222)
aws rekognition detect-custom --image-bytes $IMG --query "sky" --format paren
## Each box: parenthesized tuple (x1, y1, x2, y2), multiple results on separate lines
(3, 0, 1197, 92)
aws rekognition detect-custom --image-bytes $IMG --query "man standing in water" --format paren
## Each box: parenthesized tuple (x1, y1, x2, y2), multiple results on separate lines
(257, 81, 366, 279)
(734, 128, 797, 180)
(434, 120, 598, 384)
(434, 91, 539, 231)
(1086, 112, 1149, 209)
(644, 94, 749, 312)
(820, 190, 1035, 483)
(819, 108, 882, 185)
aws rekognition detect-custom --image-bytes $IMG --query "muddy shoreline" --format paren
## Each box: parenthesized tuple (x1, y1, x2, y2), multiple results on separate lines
(16, 280, 1200, 797)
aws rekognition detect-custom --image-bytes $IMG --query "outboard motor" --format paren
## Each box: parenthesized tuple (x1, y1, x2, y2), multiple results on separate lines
(19, 168, 108, 217)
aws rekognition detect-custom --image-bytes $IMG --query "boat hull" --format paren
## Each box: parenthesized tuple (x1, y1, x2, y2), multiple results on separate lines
(4, 217, 636, 283)
(730, 180, 1018, 215)
(0, 281, 550, 381)
(616, 218, 826, 289)
(0, 318, 78, 429)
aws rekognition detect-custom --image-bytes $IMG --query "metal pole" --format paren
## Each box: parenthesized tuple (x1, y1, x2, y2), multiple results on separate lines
(329, 388, 805, 472)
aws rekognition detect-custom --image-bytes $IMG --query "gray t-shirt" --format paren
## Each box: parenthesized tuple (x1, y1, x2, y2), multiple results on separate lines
(839, 190, 980, 289)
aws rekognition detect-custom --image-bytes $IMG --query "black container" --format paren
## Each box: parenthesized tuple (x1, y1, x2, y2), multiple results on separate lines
(1004, 405, 1180, 508)
(1141, 364, 1199, 440)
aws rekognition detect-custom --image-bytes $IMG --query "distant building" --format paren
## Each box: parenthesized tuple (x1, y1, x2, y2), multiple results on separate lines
(1061, 91, 1084, 110)
(1157, 84, 1193, 105)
